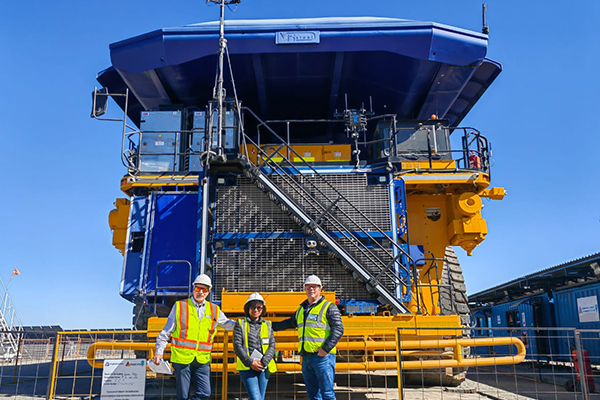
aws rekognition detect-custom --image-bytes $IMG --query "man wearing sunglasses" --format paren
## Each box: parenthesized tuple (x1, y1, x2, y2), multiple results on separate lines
(273, 275, 344, 400)
(154, 274, 235, 400)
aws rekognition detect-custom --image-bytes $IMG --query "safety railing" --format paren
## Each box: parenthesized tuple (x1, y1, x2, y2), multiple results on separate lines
(74, 325, 527, 400)
(251, 116, 491, 175)
(5, 326, 594, 399)
(36, 323, 600, 400)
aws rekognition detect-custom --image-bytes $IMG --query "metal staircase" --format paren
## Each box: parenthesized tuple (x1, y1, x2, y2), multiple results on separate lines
(238, 109, 414, 314)
(0, 276, 23, 359)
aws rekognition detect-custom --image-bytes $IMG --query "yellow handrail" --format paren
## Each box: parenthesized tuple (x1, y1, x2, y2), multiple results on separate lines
(85, 336, 525, 370)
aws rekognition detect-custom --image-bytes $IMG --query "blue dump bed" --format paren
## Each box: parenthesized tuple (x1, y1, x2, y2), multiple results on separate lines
(98, 17, 501, 127)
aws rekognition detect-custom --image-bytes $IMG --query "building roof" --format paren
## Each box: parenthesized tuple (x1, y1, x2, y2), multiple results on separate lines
(469, 252, 600, 306)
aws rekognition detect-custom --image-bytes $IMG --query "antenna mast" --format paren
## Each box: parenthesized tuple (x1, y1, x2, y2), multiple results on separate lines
(207, 0, 240, 161)
(482, 3, 489, 34)
(200, 0, 240, 275)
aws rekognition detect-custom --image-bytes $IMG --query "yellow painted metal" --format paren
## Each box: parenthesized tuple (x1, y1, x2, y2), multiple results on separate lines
(395, 331, 403, 400)
(446, 193, 487, 256)
(108, 198, 130, 255)
(85, 332, 525, 371)
(245, 143, 352, 164)
(404, 194, 449, 315)
(48, 331, 63, 400)
(219, 290, 336, 314)
(400, 160, 457, 170)
(222, 329, 229, 400)
(119, 175, 199, 195)
(401, 171, 491, 195)
(323, 144, 352, 162)
(399, 160, 504, 312)
(481, 187, 507, 200)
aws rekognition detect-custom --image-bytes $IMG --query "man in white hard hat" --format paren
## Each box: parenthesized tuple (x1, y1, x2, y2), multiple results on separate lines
(154, 274, 235, 400)
(273, 275, 344, 400)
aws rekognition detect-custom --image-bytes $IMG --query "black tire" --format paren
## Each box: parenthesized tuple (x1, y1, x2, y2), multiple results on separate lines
(404, 247, 471, 387)
(439, 247, 471, 328)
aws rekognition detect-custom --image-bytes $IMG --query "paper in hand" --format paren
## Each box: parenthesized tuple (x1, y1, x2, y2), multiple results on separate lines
(249, 349, 263, 361)
(148, 359, 173, 375)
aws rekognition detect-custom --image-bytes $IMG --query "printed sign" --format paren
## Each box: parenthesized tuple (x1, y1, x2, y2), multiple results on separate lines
(276, 31, 320, 44)
(101, 359, 146, 400)
(577, 296, 599, 323)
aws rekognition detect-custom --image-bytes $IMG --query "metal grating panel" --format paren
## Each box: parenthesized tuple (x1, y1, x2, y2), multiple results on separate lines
(213, 173, 396, 302)
(212, 238, 372, 302)
(273, 174, 391, 232)
(215, 174, 391, 233)
(216, 178, 300, 233)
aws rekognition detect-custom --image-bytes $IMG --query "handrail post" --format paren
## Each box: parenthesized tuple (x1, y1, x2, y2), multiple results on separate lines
(396, 329, 404, 400)
(222, 331, 230, 400)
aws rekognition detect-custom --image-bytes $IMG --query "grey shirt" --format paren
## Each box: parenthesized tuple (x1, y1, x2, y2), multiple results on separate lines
(155, 298, 235, 355)
(233, 317, 276, 368)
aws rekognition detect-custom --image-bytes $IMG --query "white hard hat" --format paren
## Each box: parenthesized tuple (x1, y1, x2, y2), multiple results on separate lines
(304, 275, 322, 286)
(245, 292, 265, 305)
(192, 274, 212, 288)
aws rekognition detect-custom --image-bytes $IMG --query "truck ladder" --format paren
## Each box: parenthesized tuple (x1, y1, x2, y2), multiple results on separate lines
(239, 111, 413, 313)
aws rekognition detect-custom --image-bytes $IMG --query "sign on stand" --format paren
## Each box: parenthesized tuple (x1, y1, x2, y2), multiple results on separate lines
(101, 359, 146, 400)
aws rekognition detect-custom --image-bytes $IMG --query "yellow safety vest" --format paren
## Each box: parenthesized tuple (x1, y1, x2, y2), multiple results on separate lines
(170, 299, 220, 364)
(295, 299, 337, 354)
(235, 318, 277, 373)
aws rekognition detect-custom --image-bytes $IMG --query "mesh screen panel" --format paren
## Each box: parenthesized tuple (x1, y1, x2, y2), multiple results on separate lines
(213, 173, 394, 302)
(212, 238, 372, 302)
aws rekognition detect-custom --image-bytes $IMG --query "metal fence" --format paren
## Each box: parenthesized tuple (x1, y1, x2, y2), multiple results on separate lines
(1, 327, 600, 399)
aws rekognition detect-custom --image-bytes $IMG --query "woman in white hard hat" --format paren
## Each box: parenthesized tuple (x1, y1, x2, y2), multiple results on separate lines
(233, 292, 277, 400)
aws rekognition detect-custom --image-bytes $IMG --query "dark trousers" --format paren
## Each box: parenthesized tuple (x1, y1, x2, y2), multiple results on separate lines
(173, 360, 211, 400)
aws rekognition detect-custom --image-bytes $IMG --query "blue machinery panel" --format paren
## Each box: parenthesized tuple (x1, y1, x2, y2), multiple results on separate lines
(120, 193, 199, 301)
(145, 193, 198, 295)
(120, 196, 147, 299)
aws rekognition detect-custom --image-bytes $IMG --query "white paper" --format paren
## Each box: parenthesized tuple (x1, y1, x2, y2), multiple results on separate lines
(147, 359, 173, 375)
(249, 349, 262, 361)
(101, 359, 146, 399)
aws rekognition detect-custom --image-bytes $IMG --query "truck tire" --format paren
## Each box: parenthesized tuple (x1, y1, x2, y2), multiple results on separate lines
(439, 247, 471, 327)
(404, 246, 471, 387)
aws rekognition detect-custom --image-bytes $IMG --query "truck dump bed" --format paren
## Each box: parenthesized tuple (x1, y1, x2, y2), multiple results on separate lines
(98, 17, 501, 129)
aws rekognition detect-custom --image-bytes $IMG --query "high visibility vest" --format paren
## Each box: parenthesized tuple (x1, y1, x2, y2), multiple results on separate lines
(170, 299, 220, 364)
(235, 319, 277, 373)
(296, 299, 337, 354)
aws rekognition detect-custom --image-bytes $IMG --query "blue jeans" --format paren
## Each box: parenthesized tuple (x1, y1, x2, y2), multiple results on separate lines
(173, 360, 211, 400)
(302, 353, 336, 400)
(239, 369, 270, 400)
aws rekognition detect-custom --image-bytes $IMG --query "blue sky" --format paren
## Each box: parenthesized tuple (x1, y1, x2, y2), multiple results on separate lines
(1, 1, 598, 329)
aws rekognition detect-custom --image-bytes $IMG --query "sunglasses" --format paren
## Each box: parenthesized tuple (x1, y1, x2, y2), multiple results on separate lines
(193, 286, 210, 293)
(250, 305, 264, 310)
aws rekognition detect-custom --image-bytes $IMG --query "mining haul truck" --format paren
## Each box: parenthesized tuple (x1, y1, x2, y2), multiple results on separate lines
(92, 15, 519, 385)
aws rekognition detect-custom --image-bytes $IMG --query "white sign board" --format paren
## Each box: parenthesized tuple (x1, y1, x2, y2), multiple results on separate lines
(577, 296, 600, 323)
(101, 359, 146, 400)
